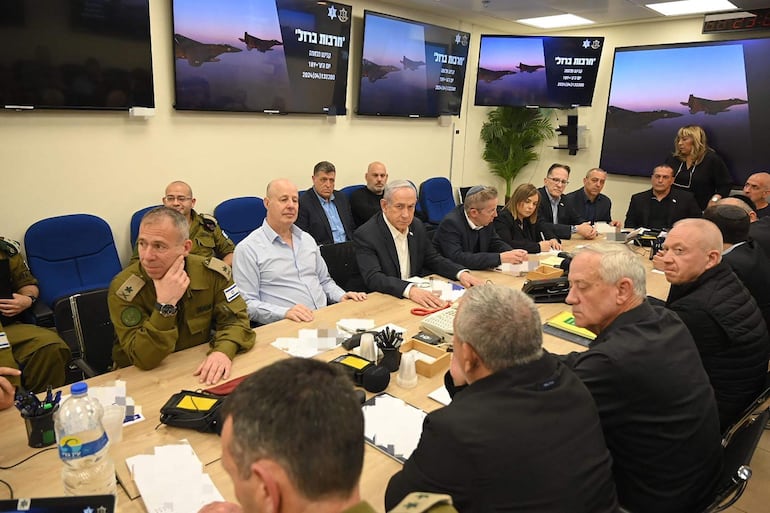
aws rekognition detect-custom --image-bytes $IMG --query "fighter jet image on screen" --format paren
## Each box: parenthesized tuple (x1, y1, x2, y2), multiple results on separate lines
(516, 62, 544, 73)
(680, 94, 749, 115)
(477, 67, 516, 83)
(174, 34, 242, 67)
(239, 32, 283, 53)
(605, 106, 682, 130)
(400, 56, 425, 71)
(361, 59, 400, 82)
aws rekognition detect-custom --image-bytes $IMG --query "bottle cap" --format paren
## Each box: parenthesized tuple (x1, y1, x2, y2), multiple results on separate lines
(71, 382, 88, 395)
(396, 352, 418, 389)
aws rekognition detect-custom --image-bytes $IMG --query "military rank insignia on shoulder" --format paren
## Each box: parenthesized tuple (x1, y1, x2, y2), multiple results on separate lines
(116, 274, 146, 302)
(205, 256, 232, 280)
(200, 213, 219, 232)
(0, 237, 21, 257)
(390, 493, 456, 513)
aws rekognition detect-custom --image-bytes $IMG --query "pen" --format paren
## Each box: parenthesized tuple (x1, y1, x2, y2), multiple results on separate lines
(540, 231, 546, 241)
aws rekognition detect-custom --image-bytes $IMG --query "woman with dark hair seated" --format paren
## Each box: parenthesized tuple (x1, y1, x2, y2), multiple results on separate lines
(494, 183, 561, 253)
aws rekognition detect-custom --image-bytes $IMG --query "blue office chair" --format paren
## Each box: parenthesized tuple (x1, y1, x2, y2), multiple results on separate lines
(340, 184, 365, 199)
(24, 214, 122, 308)
(130, 205, 159, 248)
(214, 196, 267, 246)
(419, 177, 456, 224)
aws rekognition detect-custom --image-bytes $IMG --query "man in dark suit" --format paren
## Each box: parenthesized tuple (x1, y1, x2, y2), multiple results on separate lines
(624, 164, 701, 229)
(563, 168, 620, 226)
(538, 163, 597, 240)
(719, 195, 770, 258)
(433, 185, 527, 269)
(385, 285, 619, 513)
(296, 161, 356, 245)
(350, 161, 388, 227)
(354, 180, 483, 308)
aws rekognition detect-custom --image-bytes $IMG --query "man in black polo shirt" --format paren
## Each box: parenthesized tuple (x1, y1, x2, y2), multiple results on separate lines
(624, 164, 701, 229)
(563, 167, 620, 226)
(562, 244, 722, 512)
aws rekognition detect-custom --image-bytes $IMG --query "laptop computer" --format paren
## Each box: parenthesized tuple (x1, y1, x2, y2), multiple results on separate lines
(0, 494, 115, 513)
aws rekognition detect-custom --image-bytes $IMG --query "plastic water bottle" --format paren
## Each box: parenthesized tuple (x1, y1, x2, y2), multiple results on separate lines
(54, 382, 116, 496)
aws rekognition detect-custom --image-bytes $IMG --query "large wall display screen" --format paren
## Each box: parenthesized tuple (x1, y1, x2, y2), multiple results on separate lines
(600, 38, 770, 184)
(172, 0, 351, 114)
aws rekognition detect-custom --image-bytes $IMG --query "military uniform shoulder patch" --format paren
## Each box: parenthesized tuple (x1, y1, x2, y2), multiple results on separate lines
(390, 493, 456, 513)
(0, 237, 21, 257)
(199, 213, 219, 232)
(205, 256, 232, 280)
(115, 274, 146, 302)
(120, 306, 143, 327)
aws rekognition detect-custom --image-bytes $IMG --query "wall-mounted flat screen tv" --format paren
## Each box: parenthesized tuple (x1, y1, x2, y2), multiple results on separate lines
(172, 0, 351, 114)
(599, 38, 770, 185)
(357, 11, 470, 117)
(0, 0, 155, 110)
(475, 35, 604, 108)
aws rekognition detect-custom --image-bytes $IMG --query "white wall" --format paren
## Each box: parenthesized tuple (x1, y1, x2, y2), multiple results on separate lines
(0, 2, 723, 263)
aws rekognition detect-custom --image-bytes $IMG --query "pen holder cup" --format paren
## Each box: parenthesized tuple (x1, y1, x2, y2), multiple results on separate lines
(23, 405, 58, 448)
(379, 348, 401, 372)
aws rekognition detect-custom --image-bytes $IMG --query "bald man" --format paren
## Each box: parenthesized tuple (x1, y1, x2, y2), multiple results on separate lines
(658, 219, 770, 431)
(233, 179, 366, 325)
(130, 181, 234, 265)
(717, 195, 770, 258)
(742, 172, 770, 218)
(350, 161, 389, 227)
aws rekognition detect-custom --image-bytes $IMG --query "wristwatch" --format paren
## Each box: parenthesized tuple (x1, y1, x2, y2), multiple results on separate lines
(155, 302, 178, 317)
(27, 295, 37, 305)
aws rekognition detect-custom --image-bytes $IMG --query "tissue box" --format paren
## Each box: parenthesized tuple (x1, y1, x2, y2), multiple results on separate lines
(400, 340, 451, 377)
(525, 265, 564, 281)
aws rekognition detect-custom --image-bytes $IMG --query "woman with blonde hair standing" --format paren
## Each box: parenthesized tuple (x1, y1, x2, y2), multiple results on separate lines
(664, 125, 732, 210)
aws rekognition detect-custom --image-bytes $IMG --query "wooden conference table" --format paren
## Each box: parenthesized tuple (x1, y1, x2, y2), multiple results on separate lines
(0, 242, 669, 513)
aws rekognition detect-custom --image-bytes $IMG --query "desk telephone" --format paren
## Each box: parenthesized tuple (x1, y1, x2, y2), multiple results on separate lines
(419, 303, 459, 342)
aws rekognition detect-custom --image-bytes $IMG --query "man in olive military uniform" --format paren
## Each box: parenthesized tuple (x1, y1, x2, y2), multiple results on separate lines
(197, 358, 456, 513)
(129, 181, 235, 266)
(0, 237, 70, 409)
(109, 207, 254, 385)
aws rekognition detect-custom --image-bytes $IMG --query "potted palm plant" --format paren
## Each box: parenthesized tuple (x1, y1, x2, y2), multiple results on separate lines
(480, 106, 554, 201)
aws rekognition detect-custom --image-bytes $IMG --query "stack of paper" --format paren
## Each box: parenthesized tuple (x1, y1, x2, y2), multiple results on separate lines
(362, 393, 426, 463)
(271, 328, 339, 357)
(126, 442, 223, 513)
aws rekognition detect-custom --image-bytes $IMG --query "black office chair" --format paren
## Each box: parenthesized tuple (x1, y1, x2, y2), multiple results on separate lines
(319, 241, 365, 292)
(700, 407, 770, 513)
(54, 288, 115, 382)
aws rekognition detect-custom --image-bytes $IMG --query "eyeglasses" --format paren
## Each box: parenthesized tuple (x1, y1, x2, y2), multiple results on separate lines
(548, 177, 569, 186)
(164, 195, 192, 202)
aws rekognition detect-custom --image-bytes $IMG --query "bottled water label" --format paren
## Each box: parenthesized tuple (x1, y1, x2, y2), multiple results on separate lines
(58, 431, 109, 460)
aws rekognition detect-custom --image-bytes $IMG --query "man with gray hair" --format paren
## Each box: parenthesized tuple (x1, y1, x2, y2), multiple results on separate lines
(657, 218, 770, 431)
(354, 180, 483, 308)
(109, 207, 255, 384)
(386, 285, 618, 513)
(562, 243, 722, 513)
(433, 185, 527, 269)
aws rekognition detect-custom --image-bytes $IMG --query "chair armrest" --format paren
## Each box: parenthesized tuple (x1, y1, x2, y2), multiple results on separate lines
(22, 300, 55, 328)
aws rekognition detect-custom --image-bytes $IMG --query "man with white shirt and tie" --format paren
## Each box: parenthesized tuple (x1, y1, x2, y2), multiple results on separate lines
(354, 180, 484, 308)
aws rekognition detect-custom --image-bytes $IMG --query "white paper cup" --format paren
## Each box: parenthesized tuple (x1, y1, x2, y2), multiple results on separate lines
(102, 404, 126, 444)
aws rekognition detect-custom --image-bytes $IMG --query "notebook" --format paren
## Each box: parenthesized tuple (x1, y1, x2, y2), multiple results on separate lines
(0, 495, 116, 513)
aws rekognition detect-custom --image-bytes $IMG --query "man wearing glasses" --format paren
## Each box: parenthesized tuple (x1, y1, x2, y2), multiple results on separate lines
(433, 185, 527, 269)
(538, 163, 597, 241)
(131, 181, 234, 266)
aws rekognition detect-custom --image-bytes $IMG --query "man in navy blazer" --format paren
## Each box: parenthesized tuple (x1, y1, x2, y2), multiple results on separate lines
(624, 164, 701, 229)
(563, 168, 620, 226)
(296, 161, 356, 245)
(354, 180, 483, 308)
(433, 185, 527, 269)
(538, 163, 597, 240)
